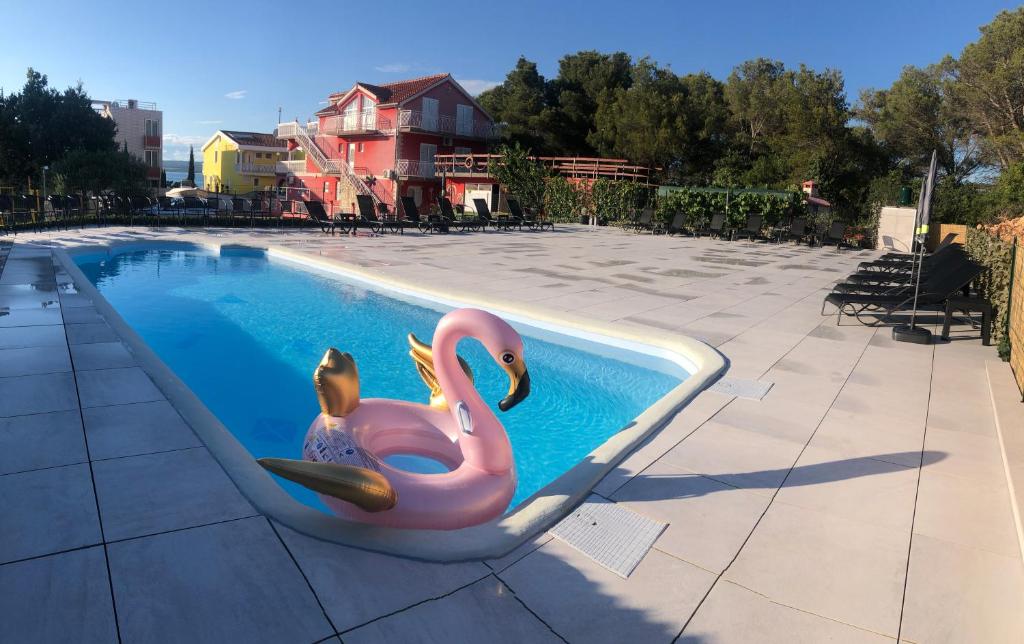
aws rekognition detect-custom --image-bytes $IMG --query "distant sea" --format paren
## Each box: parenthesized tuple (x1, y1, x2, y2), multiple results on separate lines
(165, 170, 203, 186)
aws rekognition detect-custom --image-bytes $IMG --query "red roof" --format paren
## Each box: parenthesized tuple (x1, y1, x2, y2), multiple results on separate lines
(327, 73, 449, 107)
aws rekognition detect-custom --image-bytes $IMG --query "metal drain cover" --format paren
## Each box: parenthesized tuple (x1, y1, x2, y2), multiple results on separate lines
(709, 377, 774, 400)
(549, 496, 667, 578)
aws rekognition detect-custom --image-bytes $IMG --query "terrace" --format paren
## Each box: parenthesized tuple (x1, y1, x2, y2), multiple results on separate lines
(1, 224, 1020, 642)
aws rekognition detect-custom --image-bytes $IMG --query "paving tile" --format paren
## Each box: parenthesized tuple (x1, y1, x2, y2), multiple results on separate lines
(913, 470, 1020, 558)
(108, 517, 333, 644)
(77, 366, 164, 408)
(0, 344, 72, 377)
(774, 444, 920, 532)
(0, 371, 78, 417)
(60, 305, 105, 325)
(82, 400, 200, 460)
(612, 460, 770, 573)
(275, 523, 490, 631)
(344, 576, 561, 643)
(0, 463, 102, 563)
(659, 421, 804, 495)
(683, 580, 892, 643)
(0, 323, 66, 350)
(65, 321, 118, 345)
(901, 534, 1024, 643)
(501, 537, 715, 644)
(724, 501, 907, 636)
(0, 410, 87, 475)
(922, 426, 1007, 488)
(485, 532, 553, 573)
(0, 305, 63, 327)
(0, 546, 118, 644)
(93, 447, 254, 541)
(69, 341, 136, 371)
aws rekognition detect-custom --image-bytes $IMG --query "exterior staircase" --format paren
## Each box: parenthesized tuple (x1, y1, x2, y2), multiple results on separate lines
(276, 121, 388, 208)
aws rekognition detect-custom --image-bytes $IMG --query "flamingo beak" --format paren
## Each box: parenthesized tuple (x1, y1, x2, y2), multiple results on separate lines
(498, 360, 530, 411)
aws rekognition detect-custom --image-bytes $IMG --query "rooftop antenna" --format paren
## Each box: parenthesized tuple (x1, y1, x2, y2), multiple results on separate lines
(892, 149, 938, 344)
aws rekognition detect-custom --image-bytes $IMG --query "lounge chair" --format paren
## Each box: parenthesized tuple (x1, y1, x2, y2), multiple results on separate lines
(400, 196, 447, 233)
(823, 259, 985, 327)
(665, 212, 689, 236)
(356, 195, 394, 234)
(779, 217, 810, 244)
(733, 214, 764, 242)
(832, 247, 969, 294)
(819, 221, 849, 249)
(304, 200, 344, 235)
(473, 198, 514, 231)
(694, 213, 727, 238)
(437, 196, 475, 232)
(507, 198, 553, 231)
(632, 207, 663, 234)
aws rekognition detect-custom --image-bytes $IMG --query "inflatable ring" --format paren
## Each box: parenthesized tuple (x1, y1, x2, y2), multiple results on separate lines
(257, 308, 531, 530)
(464, 155, 474, 169)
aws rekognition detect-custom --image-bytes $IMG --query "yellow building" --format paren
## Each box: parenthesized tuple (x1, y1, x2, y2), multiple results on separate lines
(201, 130, 294, 193)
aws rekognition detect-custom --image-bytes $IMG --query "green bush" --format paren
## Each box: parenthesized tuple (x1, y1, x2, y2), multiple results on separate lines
(656, 187, 803, 229)
(965, 227, 1015, 355)
(591, 178, 650, 221)
(543, 176, 588, 222)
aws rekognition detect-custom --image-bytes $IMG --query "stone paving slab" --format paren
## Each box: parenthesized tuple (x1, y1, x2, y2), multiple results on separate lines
(1, 226, 1019, 643)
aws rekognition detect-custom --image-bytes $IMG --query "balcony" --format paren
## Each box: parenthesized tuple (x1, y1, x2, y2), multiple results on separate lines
(397, 110, 501, 140)
(320, 109, 393, 135)
(235, 163, 277, 176)
(143, 135, 161, 148)
(275, 160, 306, 174)
(395, 159, 437, 179)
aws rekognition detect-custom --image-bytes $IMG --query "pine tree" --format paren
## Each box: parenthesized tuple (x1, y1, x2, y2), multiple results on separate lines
(187, 145, 195, 184)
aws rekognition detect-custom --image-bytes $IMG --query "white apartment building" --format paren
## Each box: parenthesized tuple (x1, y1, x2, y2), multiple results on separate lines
(95, 99, 163, 188)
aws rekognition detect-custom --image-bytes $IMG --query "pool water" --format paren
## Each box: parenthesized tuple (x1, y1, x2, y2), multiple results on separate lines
(77, 246, 684, 512)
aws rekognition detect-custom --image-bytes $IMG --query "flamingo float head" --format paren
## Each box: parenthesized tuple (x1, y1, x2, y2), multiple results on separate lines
(439, 308, 531, 412)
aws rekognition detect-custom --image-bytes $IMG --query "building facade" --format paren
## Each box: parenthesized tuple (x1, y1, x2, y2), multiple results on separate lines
(95, 99, 162, 188)
(201, 130, 293, 193)
(276, 74, 499, 215)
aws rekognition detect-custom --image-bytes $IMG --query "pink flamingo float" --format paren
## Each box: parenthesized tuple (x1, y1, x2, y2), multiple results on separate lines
(259, 308, 530, 530)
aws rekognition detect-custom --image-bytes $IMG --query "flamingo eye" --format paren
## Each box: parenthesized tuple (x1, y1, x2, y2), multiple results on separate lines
(501, 352, 515, 364)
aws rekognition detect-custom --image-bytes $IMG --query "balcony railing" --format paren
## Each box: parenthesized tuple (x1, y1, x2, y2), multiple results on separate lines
(395, 159, 436, 178)
(433, 153, 654, 182)
(397, 110, 501, 139)
(276, 160, 306, 174)
(143, 135, 161, 148)
(320, 109, 393, 135)
(235, 163, 277, 176)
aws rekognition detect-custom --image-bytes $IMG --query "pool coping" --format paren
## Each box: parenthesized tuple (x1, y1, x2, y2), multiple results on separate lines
(56, 240, 728, 562)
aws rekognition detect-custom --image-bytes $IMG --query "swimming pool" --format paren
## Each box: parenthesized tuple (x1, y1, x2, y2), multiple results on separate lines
(76, 244, 687, 513)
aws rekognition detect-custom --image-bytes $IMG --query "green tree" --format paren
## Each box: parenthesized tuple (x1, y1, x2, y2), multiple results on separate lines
(478, 58, 556, 153)
(0, 68, 117, 188)
(486, 143, 548, 211)
(546, 51, 633, 155)
(187, 145, 196, 184)
(951, 8, 1024, 169)
(858, 62, 976, 181)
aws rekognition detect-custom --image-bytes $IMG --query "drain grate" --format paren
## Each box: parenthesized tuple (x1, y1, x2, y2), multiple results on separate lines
(709, 377, 774, 400)
(549, 496, 666, 578)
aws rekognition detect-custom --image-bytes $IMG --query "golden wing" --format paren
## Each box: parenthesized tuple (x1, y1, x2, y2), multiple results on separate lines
(408, 332, 473, 410)
(313, 348, 360, 417)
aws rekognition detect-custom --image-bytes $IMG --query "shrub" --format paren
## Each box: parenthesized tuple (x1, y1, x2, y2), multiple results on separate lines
(965, 226, 1015, 355)
(487, 143, 547, 211)
(591, 178, 650, 222)
(543, 176, 588, 222)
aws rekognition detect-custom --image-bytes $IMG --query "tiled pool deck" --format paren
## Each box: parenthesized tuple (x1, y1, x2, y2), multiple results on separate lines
(1, 225, 1021, 643)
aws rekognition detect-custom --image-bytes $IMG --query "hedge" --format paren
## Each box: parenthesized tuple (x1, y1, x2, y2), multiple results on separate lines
(964, 227, 1015, 357)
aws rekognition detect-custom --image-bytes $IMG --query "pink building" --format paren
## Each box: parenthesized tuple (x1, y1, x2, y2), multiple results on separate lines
(276, 74, 499, 215)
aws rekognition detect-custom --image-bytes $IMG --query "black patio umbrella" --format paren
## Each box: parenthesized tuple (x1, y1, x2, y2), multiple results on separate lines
(893, 149, 938, 344)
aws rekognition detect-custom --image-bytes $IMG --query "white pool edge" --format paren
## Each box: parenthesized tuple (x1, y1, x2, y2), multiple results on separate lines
(57, 241, 728, 562)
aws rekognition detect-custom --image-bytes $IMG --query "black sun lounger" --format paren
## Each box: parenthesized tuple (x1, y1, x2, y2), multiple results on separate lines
(823, 259, 985, 326)
(400, 196, 447, 233)
(694, 213, 727, 238)
(473, 198, 514, 231)
(304, 200, 346, 235)
(733, 214, 764, 241)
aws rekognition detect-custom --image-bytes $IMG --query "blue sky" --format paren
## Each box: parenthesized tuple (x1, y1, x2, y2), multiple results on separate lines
(0, 0, 1014, 160)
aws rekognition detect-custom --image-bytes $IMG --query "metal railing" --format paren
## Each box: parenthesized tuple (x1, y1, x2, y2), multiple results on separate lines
(275, 121, 383, 206)
(235, 163, 277, 175)
(433, 153, 653, 182)
(275, 160, 306, 174)
(396, 110, 501, 139)
(395, 159, 436, 178)
(320, 109, 394, 135)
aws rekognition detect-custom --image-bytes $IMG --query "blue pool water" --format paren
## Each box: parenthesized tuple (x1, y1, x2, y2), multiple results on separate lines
(77, 246, 684, 512)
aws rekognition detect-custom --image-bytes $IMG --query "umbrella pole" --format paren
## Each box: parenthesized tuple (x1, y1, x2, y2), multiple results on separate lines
(893, 151, 938, 344)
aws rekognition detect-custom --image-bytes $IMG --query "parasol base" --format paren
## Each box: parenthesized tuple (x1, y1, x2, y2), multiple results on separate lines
(892, 325, 932, 344)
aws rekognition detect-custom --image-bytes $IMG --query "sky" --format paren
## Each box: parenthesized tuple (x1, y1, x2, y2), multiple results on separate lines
(0, 0, 1016, 160)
